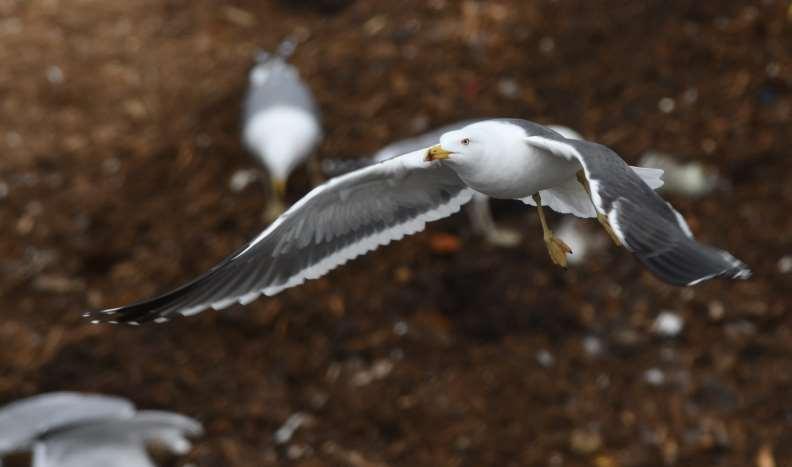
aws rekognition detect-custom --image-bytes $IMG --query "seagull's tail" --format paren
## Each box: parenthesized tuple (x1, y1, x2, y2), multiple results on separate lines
(612, 198, 751, 286)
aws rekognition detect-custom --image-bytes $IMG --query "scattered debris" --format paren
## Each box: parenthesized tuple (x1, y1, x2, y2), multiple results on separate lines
(658, 97, 676, 113)
(652, 311, 684, 337)
(777, 255, 792, 274)
(708, 301, 725, 321)
(582, 336, 604, 357)
(274, 412, 311, 444)
(428, 232, 462, 254)
(535, 349, 555, 368)
(756, 444, 776, 467)
(644, 368, 666, 386)
(228, 169, 259, 193)
(351, 359, 394, 386)
(538, 36, 555, 54)
(497, 78, 519, 99)
(222, 6, 256, 27)
(102, 157, 121, 174)
(46, 65, 64, 84)
(570, 428, 602, 454)
(33, 274, 85, 294)
(393, 321, 409, 336)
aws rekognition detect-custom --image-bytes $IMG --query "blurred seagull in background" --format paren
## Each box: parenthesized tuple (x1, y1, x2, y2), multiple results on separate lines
(0, 392, 134, 460)
(322, 120, 586, 247)
(639, 150, 723, 197)
(34, 411, 202, 467)
(86, 119, 751, 325)
(242, 39, 322, 221)
(0, 392, 202, 467)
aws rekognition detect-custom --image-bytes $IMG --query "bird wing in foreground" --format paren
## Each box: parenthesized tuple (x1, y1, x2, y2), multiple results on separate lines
(85, 148, 472, 324)
(33, 411, 203, 467)
(0, 392, 135, 456)
(523, 134, 751, 285)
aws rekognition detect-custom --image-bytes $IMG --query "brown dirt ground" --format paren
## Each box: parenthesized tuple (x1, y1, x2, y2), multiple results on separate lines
(1, 0, 791, 466)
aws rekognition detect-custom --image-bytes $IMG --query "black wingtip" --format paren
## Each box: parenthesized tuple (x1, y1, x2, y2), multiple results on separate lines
(82, 306, 174, 326)
(638, 241, 751, 287)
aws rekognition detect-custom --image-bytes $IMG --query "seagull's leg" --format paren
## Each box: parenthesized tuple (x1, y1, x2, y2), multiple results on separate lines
(466, 193, 522, 247)
(264, 177, 286, 223)
(308, 157, 324, 187)
(533, 193, 572, 268)
(576, 170, 622, 247)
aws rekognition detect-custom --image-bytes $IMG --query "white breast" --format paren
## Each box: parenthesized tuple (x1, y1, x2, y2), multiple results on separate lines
(455, 137, 580, 199)
(243, 106, 321, 180)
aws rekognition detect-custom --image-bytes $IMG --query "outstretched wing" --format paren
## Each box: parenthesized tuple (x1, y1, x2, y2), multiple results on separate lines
(0, 392, 135, 456)
(524, 134, 751, 286)
(85, 148, 472, 324)
(35, 411, 203, 467)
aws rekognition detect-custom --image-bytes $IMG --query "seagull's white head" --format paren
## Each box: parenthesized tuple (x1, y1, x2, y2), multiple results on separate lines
(426, 120, 526, 163)
(425, 120, 547, 198)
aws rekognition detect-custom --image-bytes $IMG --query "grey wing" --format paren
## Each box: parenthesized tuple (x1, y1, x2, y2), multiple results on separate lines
(0, 393, 135, 456)
(524, 134, 751, 286)
(372, 120, 481, 162)
(35, 411, 202, 467)
(34, 441, 155, 467)
(322, 120, 482, 178)
(85, 148, 473, 324)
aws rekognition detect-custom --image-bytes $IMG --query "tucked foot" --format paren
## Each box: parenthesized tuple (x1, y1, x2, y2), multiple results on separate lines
(597, 213, 622, 247)
(543, 234, 573, 268)
(263, 199, 285, 223)
(308, 157, 325, 187)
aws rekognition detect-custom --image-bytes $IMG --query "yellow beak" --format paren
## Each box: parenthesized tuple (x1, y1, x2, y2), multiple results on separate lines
(425, 145, 452, 162)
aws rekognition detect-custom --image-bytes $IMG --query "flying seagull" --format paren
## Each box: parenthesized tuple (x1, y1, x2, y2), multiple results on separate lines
(0, 392, 135, 460)
(322, 120, 587, 246)
(85, 119, 750, 325)
(242, 39, 322, 221)
(33, 411, 203, 467)
(0, 393, 202, 467)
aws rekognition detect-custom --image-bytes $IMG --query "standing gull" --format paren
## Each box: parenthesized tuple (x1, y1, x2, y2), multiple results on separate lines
(242, 40, 322, 220)
(86, 119, 750, 325)
(322, 120, 593, 246)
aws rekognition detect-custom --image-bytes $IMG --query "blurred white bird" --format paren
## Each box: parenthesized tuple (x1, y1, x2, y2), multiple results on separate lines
(33, 411, 203, 467)
(0, 392, 202, 467)
(0, 392, 134, 460)
(242, 39, 323, 221)
(639, 150, 722, 197)
(321, 120, 585, 247)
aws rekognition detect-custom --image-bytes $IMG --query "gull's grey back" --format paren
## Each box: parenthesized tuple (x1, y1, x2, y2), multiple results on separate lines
(242, 53, 319, 124)
(496, 118, 570, 139)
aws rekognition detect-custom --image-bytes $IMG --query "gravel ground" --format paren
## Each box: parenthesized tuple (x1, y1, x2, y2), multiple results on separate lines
(0, 1, 791, 466)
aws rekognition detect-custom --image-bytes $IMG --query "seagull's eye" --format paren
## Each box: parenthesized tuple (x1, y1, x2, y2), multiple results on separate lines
(461, 138, 470, 146)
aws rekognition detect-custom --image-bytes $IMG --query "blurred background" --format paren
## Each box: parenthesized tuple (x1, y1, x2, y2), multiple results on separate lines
(0, 0, 790, 466)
